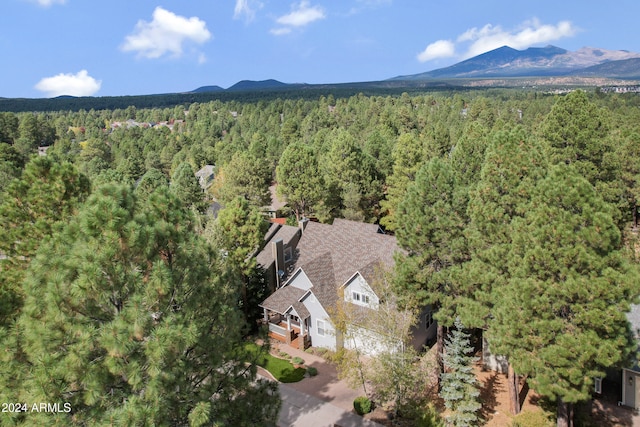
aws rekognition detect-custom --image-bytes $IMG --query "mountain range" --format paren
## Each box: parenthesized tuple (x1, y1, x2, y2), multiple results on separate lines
(191, 45, 640, 93)
(3, 45, 639, 112)
(391, 45, 640, 80)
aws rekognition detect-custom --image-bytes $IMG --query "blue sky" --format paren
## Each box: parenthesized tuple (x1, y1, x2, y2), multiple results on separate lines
(1, 0, 638, 98)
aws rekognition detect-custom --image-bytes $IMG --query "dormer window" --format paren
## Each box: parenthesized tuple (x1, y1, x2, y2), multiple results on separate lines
(352, 291, 370, 305)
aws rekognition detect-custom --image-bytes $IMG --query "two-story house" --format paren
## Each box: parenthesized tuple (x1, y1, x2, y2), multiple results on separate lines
(259, 218, 436, 354)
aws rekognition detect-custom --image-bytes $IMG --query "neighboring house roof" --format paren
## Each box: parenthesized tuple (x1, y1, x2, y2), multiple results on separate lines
(626, 303, 640, 371)
(627, 304, 640, 339)
(256, 223, 300, 269)
(195, 164, 215, 178)
(195, 165, 215, 190)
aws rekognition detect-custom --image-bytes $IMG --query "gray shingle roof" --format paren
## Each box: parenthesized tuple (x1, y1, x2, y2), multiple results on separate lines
(287, 219, 399, 312)
(627, 304, 640, 339)
(261, 286, 308, 315)
(256, 223, 300, 268)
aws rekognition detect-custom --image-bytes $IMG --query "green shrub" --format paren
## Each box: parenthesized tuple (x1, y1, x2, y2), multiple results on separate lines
(414, 404, 444, 427)
(292, 356, 304, 365)
(278, 351, 290, 359)
(353, 396, 373, 415)
(307, 366, 318, 376)
(315, 347, 328, 356)
(511, 410, 554, 427)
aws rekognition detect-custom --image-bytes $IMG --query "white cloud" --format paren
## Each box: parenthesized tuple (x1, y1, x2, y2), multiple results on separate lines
(417, 39, 456, 62)
(234, 0, 263, 23)
(35, 70, 101, 97)
(270, 27, 292, 36)
(27, 0, 66, 7)
(121, 7, 212, 59)
(347, 0, 391, 16)
(418, 18, 578, 63)
(460, 19, 577, 58)
(272, 1, 325, 35)
(356, 0, 392, 6)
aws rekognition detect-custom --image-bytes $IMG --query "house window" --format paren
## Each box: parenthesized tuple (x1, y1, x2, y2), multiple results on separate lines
(284, 246, 293, 263)
(594, 377, 602, 394)
(425, 311, 434, 329)
(317, 320, 326, 337)
(351, 291, 369, 304)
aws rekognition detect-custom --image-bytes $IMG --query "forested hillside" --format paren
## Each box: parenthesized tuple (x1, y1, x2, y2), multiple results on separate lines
(1, 88, 640, 426)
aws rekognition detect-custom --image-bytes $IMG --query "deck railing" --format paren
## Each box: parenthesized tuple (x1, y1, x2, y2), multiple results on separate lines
(268, 322, 287, 336)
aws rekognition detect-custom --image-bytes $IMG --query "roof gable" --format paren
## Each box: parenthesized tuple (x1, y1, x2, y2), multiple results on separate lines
(285, 218, 398, 312)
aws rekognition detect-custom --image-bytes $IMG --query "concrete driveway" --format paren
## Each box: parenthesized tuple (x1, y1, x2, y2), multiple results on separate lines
(278, 382, 384, 427)
(265, 342, 385, 427)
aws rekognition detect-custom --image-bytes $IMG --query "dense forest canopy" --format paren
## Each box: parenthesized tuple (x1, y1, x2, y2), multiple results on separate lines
(2, 88, 640, 425)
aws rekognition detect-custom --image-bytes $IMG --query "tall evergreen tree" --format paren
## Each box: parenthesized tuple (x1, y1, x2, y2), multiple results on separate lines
(0, 112, 19, 145)
(205, 196, 268, 320)
(276, 142, 323, 221)
(0, 156, 90, 325)
(135, 167, 169, 201)
(440, 318, 481, 427)
(380, 132, 425, 231)
(170, 161, 206, 212)
(540, 90, 625, 227)
(395, 157, 470, 386)
(12, 185, 280, 426)
(464, 126, 547, 414)
(321, 129, 381, 221)
(0, 142, 25, 195)
(213, 152, 272, 208)
(490, 164, 640, 427)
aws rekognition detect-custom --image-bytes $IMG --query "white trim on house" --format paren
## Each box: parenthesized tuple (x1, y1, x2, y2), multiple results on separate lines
(341, 271, 379, 310)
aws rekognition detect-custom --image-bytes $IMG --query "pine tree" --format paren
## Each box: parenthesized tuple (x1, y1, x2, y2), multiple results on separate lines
(276, 142, 324, 221)
(464, 126, 547, 414)
(540, 90, 625, 228)
(170, 161, 206, 212)
(205, 196, 268, 320)
(380, 132, 425, 231)
(490, 164, 640, 427)
(440, 318, 481, 427)
(13, 185, 280, 426)
(0, 156, 90, 325)
(213, 152, 272, 208)
(134, 167, 168, 201)
(394, 157, 470, 387)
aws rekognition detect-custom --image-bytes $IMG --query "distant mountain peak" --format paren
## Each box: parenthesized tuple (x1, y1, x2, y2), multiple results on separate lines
(226, 79, 289, 91)
(392, 45, 640, 80)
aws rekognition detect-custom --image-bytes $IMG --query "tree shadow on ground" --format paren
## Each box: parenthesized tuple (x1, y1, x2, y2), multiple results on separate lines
(579, 398, 637, 427)
(478, 371, 504, 422)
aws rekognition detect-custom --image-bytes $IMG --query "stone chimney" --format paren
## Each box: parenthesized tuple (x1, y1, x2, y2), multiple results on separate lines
(271, 238, 285, 288)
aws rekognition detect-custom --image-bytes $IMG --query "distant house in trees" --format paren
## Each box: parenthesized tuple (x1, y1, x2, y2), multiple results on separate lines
(621, 304, 640, 408)
(195, 165, 215, 191)
(263, 184, 287, 218)
(258, 218, 436, 353)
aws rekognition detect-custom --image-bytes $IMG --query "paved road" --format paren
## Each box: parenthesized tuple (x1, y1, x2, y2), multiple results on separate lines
(277, 383, 384, 427)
